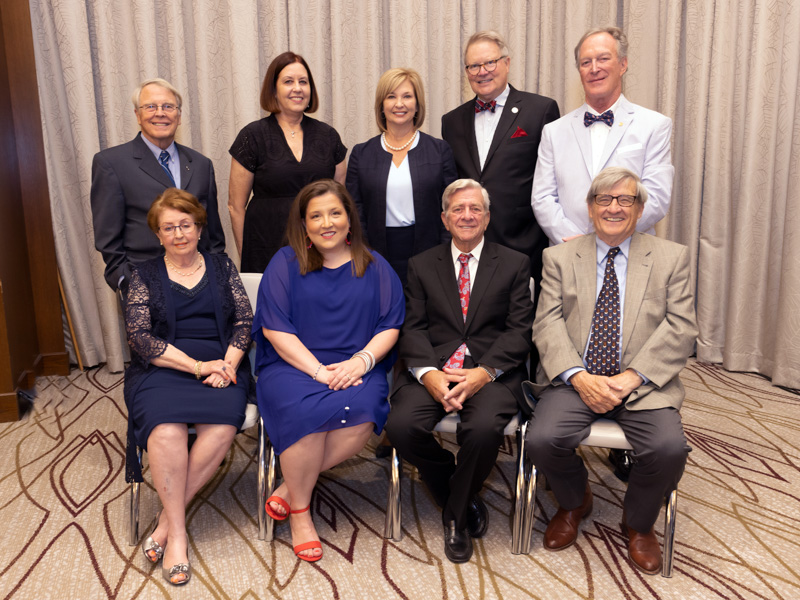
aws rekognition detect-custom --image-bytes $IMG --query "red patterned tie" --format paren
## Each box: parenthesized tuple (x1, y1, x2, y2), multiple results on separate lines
(586, 247, 621, 376)
(444, 253, 472, 369)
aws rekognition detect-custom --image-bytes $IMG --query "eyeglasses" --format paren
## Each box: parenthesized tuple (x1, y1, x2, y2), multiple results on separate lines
(159, 222, 197, 235)
(594, 194, 637, 207)
(465, 56, 507, 76)
(138, 103, 180, 114)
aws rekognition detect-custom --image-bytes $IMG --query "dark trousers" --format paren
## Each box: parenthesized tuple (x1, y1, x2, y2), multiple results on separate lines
(385, 372, 518, 530)
(526, 385, 690, 532)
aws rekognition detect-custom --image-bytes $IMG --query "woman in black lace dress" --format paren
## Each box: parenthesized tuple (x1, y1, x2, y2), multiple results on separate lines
(124, 188, 253, 586)
(228, 51, 347, 273)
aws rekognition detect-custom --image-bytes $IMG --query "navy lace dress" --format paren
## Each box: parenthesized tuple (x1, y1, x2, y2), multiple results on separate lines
(229, 115, 347, 273)
(124, 253, 253, 482)
(252, 247, 404, 454)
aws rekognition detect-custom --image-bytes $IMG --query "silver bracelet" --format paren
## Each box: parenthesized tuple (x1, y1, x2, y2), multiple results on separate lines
(312, 363, 323, 381)
(477, 364, 496, 382)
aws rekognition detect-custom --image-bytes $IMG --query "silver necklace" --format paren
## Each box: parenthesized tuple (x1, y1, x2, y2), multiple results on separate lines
(382, 130, 417, 151)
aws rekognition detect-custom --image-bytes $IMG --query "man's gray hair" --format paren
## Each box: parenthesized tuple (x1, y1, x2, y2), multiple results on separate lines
(574, 26, 628, 69)
(131, 78, 183, 110)
(464, 30, 509, 65)
(586, 167, 647, 205)
(442, 179, 491, 212)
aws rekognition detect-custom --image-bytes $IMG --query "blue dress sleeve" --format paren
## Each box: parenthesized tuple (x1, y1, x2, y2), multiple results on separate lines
(373, 251, 405, 335)
(252, 247, 298, 337)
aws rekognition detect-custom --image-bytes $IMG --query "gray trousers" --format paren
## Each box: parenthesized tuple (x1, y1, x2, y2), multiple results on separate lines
(526, 385, 690, 532)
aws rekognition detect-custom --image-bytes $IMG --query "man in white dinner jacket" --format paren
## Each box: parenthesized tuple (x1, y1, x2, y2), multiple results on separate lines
(531, 26, 674, 245)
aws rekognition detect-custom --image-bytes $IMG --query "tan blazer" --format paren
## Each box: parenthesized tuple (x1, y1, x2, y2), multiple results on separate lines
(532, 232, 697, 411)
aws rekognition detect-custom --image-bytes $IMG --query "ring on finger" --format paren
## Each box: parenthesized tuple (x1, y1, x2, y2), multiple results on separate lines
(218, 381, 224, 388)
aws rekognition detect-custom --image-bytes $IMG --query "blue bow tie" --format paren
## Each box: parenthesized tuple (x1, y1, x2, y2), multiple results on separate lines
(584, 110, 614, 127)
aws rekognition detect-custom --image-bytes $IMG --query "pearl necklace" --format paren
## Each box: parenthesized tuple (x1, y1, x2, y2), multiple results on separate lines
(165, 253, 204, 277)
(382, 130, 417, 152)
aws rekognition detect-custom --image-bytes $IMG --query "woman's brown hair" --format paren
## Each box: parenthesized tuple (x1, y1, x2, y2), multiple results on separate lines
(286, 179, 373, 277)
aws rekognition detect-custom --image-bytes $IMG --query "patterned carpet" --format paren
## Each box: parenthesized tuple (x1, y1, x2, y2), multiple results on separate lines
(0, 360, 798, 599)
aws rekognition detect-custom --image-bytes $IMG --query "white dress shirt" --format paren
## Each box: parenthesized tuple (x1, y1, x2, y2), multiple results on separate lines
(475, 85, 510, 170)
(411, 239, 486, 383)
(382, 133, 420, 227)
(586, 96, 622, 177)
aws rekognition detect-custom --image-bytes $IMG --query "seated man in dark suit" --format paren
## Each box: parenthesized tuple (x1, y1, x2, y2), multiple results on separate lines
(526, 167, 697, 574)
(385, 179, 534, 563)
(91, 78, 225, 294)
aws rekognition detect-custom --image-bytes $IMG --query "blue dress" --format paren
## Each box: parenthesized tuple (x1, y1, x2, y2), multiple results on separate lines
(252, 247, 405, 454)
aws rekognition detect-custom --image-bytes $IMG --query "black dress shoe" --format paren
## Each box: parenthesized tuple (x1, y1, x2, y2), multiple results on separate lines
(443, 520, 473, 563)
(608, 449, 633, 482)
(466, 496, 489, 538)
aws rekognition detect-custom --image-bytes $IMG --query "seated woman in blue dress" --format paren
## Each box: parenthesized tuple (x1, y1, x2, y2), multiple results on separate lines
(253, 179, 404, 562)
(124, 189, 253, 586)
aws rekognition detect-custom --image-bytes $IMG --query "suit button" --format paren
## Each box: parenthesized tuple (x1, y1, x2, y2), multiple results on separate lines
(439, 356, 446, 361)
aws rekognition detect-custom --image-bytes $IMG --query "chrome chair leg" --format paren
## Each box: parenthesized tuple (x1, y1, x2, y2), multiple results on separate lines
(264, 438, 277, 542)
(662, 489, 678, 577)
(129, 446, 143, 546)
(520, 462, 539, 555)
(384, 447, 403, 541)
(511, 420, 528, 554)
(257, 416, 267, 540)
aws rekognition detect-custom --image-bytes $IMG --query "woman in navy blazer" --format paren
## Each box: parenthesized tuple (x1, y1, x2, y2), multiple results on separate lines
(347, 68, 457, 286)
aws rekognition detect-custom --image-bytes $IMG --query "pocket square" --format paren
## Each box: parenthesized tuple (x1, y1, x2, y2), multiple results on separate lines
(511, 127, 528, 138)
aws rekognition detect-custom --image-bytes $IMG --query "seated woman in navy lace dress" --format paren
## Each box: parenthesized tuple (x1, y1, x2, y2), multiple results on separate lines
(124, 189, 253, 586)
(253, 179, 404, 562)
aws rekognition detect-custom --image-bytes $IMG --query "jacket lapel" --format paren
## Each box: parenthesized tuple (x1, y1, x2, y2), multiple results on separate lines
(435, 246, 464, 327)
(176, 142, 194, 190)
(621, 233, 652, 358)
(598, 97, 635, 170)
(459, 102, 482, 176)
(572, 234, 599, 350)
(464, 243, 498, 330)
(133, 133, 175, 188)
(569, 105, 593, 178)
(483, 86, 521, 173)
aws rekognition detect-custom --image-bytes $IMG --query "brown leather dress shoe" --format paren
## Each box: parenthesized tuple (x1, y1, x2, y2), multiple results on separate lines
(626, 525, 662, 575)
(544, 485, 593, 551)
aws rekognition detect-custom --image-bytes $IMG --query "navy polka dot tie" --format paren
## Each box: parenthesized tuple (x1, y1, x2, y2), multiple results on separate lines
(586, 247, 621, 376)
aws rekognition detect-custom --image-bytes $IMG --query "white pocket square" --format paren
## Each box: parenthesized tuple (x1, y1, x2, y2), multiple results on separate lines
(618, 143, 643, 153)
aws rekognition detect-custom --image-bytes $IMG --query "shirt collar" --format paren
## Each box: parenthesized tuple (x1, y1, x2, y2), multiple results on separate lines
(595, 235, 632, 263)
(492, 84, 511, 107)
(141, 135, 178, 162)
(586, 93, 623, 117)
(451, 237, 484, 264)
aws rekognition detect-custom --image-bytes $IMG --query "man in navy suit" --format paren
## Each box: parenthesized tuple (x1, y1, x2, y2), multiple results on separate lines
(441, 30, 559, 285)
(385, 179, 534, 564)
(532, 27, 674, 245)
(91, 78, 225, 292)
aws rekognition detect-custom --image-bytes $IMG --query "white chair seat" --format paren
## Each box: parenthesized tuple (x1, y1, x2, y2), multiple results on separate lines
(582, 419, 633, 449)
(242, 402, 260, 430)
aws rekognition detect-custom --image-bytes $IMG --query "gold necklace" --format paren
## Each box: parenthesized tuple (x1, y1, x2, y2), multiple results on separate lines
(382, 130, 417, 152)
(165, 253, 203, 276)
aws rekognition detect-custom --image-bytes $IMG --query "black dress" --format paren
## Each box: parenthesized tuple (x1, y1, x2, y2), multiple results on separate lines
(124, 254, 253, 482)
(229, 115, 347, 272)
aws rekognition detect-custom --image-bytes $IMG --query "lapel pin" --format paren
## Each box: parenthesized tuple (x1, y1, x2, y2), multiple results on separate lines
(511, 107, 519, 114)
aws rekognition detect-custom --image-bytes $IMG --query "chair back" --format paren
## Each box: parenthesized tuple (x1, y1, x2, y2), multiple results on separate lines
(239, 272, 262, 367)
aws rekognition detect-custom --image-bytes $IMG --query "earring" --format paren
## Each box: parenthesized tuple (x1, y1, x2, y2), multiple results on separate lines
(346, 230, 352, 246)
(306, 235, 313, 250)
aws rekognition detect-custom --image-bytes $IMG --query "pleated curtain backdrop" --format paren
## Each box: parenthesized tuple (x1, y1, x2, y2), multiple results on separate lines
(28, 0, 800, 389)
